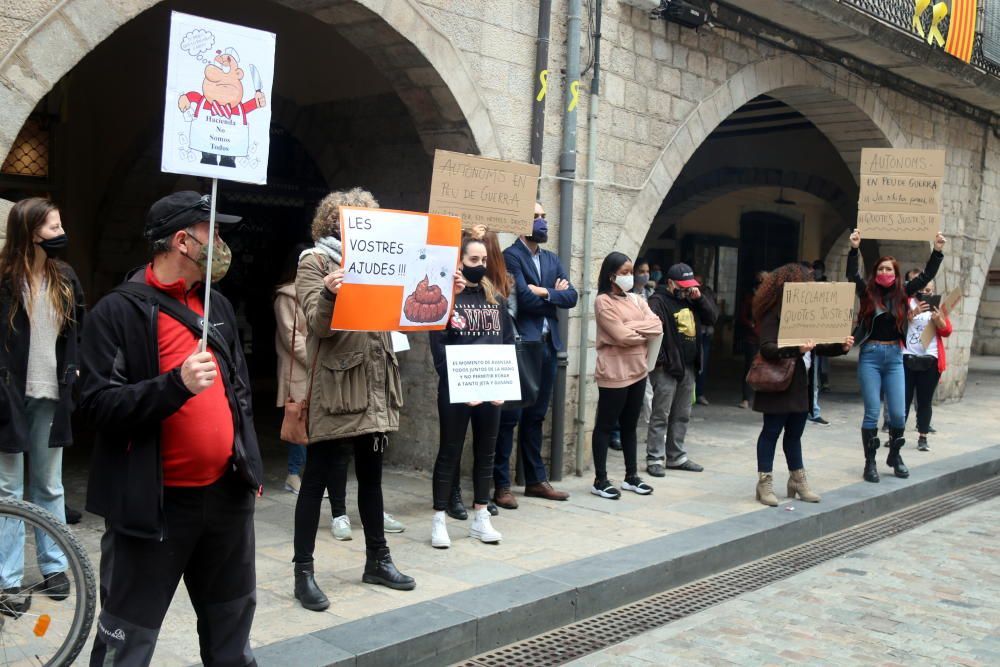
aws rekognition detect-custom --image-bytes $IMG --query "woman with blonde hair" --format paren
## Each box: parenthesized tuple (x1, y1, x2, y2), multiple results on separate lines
(0, 198, 85, 612)
(291, 188, 415, 610)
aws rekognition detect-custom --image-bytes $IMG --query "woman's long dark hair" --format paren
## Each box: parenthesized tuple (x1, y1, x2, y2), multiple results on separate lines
(858, 255, 908, 333)
(597, 252, 631, 295)
(752, 263, 812, 322)
(0, 198, 75, 332)
(481, 231, 512, 299)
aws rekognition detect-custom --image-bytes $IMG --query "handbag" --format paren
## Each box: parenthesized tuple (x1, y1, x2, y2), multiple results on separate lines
(502, 319, 544, 412)
(280, 304, 309, 445)
(746, 353, 796, 393)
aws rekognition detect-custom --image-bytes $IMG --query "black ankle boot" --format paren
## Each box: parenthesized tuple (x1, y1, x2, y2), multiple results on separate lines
(293, 561, 330, 611)
(447, 486, 468, 520)
(861, 428, 880, 483)
(363, 548, 416, 591)
(887, 428, 909, 478)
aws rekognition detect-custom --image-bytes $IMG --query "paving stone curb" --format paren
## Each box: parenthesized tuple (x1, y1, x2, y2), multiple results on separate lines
(247, 444, 1000, 667)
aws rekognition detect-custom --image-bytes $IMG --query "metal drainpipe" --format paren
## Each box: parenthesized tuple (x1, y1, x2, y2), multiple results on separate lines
(575, 0, 601, 477)
(529, 0, 552, 168)
(550, 0, 583, 482)
(516, 0, 554, 488)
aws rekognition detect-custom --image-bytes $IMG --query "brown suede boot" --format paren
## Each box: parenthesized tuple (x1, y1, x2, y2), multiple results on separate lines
(755, 473, 778, 507)
(787, 469, 820, 503)
(493, 487, 518, 510)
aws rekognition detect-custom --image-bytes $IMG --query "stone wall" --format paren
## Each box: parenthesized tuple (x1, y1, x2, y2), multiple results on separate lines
(973, 248, 1000, 355)
(2, 0, 999, 474)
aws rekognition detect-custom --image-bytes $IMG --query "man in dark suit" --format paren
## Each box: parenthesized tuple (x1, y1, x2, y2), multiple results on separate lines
(493, 202, 578, 507)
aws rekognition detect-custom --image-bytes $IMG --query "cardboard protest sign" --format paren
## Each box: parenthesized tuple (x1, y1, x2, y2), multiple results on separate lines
(332, 207, 461, 331)
(162, 12, 275, 185)
(777, 282, 856, 348)
(445, 344, 522, 404)
(920, 286, 963, 349)
(428, 150, 540, 235)
(857, 148, 945, 241)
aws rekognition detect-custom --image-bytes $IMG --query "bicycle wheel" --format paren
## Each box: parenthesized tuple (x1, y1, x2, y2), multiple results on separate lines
(0, 498, 96, 666)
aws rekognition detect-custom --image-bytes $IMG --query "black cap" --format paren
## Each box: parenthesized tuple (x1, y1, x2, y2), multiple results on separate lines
(666, 263, 699, 288)
(144, 191, 241, 241)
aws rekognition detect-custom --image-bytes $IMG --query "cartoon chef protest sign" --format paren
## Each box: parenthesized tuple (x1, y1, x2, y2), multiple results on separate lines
(162, 12, 275, 185)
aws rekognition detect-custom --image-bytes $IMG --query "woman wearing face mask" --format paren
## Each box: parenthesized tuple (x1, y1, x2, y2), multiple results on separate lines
(429, 237, 511, 547)
(903, 278, 952, 452)
(591, 252, 663, 499)
(751, 263, 853, 506)
(847, 228, 946, 483)
(0, 198, 85, 613)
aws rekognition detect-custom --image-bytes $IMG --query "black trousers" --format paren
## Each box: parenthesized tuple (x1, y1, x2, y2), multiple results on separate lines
(904, 363, 940, 434)
(90, 473, 256, 667)
(756, 412, 807, 473)
(324, 447, 350, 518)
(592, 378, 646, 482)
(434, 384, 500, 509)
(294, 435, 386, 560)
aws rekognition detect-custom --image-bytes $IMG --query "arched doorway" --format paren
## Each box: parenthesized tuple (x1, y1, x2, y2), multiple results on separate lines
(0, 0, 501, 470)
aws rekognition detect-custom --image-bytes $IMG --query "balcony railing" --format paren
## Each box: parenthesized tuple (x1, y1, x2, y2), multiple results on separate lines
(840, 0, 1000, 78)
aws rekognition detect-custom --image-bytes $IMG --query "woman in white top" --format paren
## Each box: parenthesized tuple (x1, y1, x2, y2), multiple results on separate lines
(902, 276, 952, 452)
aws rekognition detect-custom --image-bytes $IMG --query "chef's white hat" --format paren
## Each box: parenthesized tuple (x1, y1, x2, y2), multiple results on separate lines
(223, 47, 240, 63)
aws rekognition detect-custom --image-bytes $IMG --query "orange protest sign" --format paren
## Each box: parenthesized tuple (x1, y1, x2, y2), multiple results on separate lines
(331, 206, 462, 331)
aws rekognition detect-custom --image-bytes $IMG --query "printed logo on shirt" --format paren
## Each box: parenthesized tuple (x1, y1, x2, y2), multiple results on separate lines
(451, 303, 501, 336)
(674, 307, 696, 339)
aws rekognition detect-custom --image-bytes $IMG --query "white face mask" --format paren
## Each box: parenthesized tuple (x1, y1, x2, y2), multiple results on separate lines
(614, 274, 634, 293)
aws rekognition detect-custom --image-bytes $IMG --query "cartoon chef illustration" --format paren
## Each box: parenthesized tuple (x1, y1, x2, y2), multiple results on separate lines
(177, 47, 267, 167)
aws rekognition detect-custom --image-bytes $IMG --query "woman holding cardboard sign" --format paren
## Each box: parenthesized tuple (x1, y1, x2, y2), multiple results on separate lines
(429, 237, 514, 548)
(591, 252, 663, 501)
(750, 264, 853, 507)
(291, 189, 416, 611)
(847, 228, 946, 483)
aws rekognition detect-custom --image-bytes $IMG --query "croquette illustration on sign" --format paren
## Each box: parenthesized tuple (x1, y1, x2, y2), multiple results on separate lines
(161, 12, 276, 185)
(332, 206, 462, 332)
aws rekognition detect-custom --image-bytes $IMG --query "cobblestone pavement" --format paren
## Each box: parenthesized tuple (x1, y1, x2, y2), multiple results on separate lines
(59, 357, 1000, 664)
(568, 496, 1000, 667)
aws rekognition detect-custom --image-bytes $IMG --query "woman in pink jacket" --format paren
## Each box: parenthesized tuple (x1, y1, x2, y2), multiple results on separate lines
(592, 252, 663, 500)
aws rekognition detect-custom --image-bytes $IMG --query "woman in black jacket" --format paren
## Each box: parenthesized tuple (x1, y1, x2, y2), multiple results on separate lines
(429, 236, 513, 548)
(0, 198, 85, 611)
(752, 263, 852, 507)
(846, 228, 945, 483)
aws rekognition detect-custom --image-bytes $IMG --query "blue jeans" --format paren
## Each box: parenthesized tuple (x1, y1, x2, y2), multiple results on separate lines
(494, 340, 557, 488)
(287, 442, 306, 475)
(858, 343, 905, 430)
(809, 359, 821, 420)
(0, 397, 67, 588)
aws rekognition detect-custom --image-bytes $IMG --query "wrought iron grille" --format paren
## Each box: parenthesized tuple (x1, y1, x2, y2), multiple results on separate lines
(1, 116, 50, 178)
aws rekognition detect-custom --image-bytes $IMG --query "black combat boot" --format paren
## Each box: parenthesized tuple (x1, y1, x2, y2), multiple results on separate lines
(861, 428, 880, 483)
(363, 548, 416, 591)
(293, 561, 330, 611)
(886, 428, 910, 478)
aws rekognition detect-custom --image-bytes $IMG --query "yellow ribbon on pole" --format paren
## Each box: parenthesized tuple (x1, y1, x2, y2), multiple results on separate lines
(568, 80, 580, 112)
(536, 69, 549, 102)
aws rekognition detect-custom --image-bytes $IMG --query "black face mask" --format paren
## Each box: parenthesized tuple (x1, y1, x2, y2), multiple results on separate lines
(37, 234, 68, 257)
(462, 264, 488, 284)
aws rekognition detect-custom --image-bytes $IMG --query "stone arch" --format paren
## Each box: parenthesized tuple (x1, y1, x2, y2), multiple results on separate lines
(0, 0, 500, 162)
(649, 167, 857, 251)
(612, 53, 904, 259)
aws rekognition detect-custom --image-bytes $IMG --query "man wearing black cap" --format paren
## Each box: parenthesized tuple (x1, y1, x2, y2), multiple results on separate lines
(81, 191, 262, 666)
(645, 263, 718, 476)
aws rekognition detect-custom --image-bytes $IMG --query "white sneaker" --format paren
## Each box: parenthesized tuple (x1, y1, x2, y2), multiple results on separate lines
(431, 511, 451, 549)
(284, 474, 301, 494)
(469, 508, 502, 543)
(331, 515, 352, 541)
